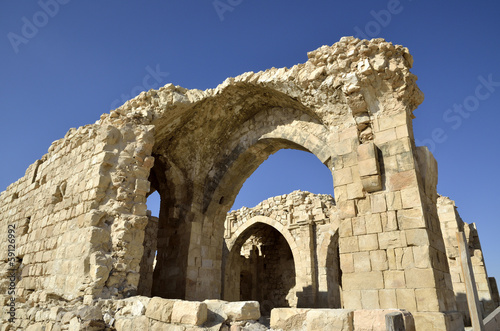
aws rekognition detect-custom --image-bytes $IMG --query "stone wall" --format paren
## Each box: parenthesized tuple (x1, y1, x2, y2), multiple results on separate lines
(226, 191, 500, 328)
(270, 308, 418, 331)
(0, 125, 111, 300)
(3, 36, 497, 329)
(437, 195, 499, 324)
(137, 215, 159, 297)
(0, 295, 263, 330)
(0, 122, 156, 302)
(223, 191, 340, 311)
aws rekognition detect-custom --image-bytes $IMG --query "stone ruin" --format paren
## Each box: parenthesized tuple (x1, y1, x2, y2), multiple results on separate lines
(224, 191, 340, 315)
(225, 191, 500, 330)
(0, 37, 499, 330)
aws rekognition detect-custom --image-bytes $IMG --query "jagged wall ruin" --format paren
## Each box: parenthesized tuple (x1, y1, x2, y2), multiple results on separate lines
(437, 195, 499, 325)
(1, 36, 498, 329)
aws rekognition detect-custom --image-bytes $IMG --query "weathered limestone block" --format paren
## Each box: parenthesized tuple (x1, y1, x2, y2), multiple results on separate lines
(115, 296, 150, 317)
(378, 231, 406, 249)
(224, 301, 260, 321)
(203, 299, 261, 330)
(203, 299, 230, 329)
(358, 234, 379, 251)
(138, 216, 159, 297)
(26, 324, 45, 331)
(145, 297, 178, 323)
(353, 309, 414, 331)
(270, 308, 310, 331)
(416, 146, 438, 200)
(305, 309, 354, 331)
(343, 271, 384, 291)
(150, 321, 186, 331)
(49, 307, 64, 321)
(75, 305, 103, 321)
(357, 142, 382, 193)
(171, 300, 207, 326)
(413, 311, 464, 331)
(68, 317, 80, 331)
(115, 316, 149, 331)
(224, 190, 339, 309)
(271, 308, 416, 331)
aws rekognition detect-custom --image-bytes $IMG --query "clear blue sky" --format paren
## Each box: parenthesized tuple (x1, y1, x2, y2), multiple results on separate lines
(1, 1, 499, 282)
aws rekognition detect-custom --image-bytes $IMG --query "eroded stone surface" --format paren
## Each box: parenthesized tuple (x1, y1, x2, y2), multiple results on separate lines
(224, 191, 340, 312)
(0, 37, 497, 330)
(437, 195, 499, 325)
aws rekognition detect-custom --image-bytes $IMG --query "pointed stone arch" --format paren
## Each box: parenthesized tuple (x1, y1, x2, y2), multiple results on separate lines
(224, 192, 342, 310)
(223, 216, 301, 313)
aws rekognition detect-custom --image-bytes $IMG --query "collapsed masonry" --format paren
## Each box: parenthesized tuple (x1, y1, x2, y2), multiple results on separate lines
(0, 37, 499, 330)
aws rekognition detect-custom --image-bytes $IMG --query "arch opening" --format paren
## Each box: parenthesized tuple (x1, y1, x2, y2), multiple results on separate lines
(147, 157, 191, 299)
(146, 190, 160, 217)
(143, 103, 337, 300)
(231, 149, 335, 211)
(225, 222, 297, 316)
(137, 188, 161, 297)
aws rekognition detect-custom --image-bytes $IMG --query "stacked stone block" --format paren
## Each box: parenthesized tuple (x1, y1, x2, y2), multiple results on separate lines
(333, 108, 460, 329)
(270, 307, 415, 331)
(224, 191, 340, 311)
(0, 121, 156, 304)
(437, 195, 499, 324)
(0, 295, 262, 330)
(1, 37, 495, 329)
(225, 191, 336, 235)
(0, 125, 109, 300)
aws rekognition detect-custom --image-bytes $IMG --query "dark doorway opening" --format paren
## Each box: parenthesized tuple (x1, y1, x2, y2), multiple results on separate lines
(225, 223, 296, 316)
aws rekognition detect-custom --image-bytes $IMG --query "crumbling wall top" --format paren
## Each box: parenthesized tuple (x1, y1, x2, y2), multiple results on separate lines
(92, 37, 423, 137)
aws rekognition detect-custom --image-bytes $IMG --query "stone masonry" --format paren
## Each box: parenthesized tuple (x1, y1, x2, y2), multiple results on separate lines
(224, 191, 500, 328)
(1, 37, 499, 330)
(437, 195, 499, 325)
(224, 191, 341, 313)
